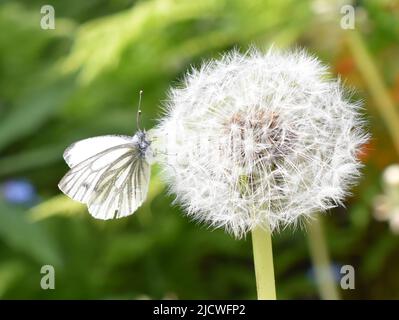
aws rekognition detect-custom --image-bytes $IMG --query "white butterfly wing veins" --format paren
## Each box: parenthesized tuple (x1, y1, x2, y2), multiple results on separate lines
(63, 135, 132, 168)
(58, 133, 152, 220)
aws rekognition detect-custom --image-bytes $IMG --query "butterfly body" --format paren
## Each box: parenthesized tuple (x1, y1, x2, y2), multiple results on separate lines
(134, 130, 153, 161)
(58, 130, 154, 220)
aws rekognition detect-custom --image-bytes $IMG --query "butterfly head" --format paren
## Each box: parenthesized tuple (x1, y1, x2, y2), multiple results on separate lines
(134, 91, 157, 163)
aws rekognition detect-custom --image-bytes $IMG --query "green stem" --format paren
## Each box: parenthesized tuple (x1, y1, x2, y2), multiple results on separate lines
(307, 218, 340, 300)
(251, 226, 276, 300)
(346, 30, 399, 155)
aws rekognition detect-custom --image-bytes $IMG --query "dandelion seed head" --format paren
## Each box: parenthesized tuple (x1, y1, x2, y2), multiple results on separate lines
(156, 47, 368, 238)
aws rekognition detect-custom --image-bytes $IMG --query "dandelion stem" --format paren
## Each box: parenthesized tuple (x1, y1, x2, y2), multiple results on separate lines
(307, 217, 340, 300)
(251, 226, 276, 300)
(346, 30, 399, 154)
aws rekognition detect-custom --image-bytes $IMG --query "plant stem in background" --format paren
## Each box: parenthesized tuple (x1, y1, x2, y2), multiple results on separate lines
(251, 226, 276, 300)
(346, 30, 399, 155)
(307, 218, 340, 300)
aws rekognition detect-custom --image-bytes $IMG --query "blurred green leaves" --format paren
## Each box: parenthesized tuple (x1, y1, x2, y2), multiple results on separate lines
(63, 0, 311, 84)
(0, 201, 61, 266)
(0, 77, 75, 152)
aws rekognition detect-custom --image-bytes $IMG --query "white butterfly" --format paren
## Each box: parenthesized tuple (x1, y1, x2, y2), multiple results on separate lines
(58, 93, 155, 220)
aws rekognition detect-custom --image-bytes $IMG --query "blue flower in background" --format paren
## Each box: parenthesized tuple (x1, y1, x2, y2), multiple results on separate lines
(306, 263, 342, 284)
(1, 179, 37, 204)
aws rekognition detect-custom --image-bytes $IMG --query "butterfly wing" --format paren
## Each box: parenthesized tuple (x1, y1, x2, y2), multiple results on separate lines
(58, 140, 151, 220)
(63, 135, 133, 168)
(87, 148, 151, 219)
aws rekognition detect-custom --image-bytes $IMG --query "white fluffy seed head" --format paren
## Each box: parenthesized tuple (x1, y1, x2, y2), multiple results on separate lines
(155, 47, 368, 238)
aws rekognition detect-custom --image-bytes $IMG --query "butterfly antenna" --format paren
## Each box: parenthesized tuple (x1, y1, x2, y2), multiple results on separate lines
(136, 90, 143, 131)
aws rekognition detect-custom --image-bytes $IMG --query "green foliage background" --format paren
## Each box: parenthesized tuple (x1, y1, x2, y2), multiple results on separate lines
(0, 0, 399, 299)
